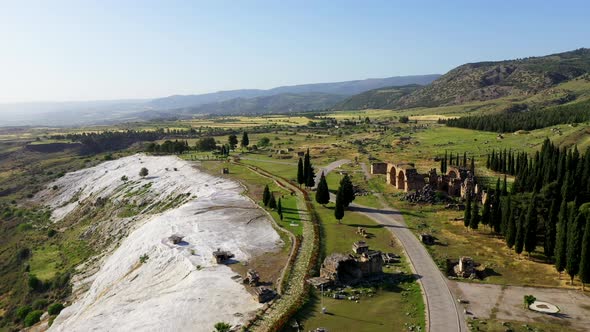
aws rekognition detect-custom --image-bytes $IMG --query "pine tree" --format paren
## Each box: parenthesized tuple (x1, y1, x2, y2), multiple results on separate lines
(579, 214, 590, 291)
(241, 132, 249, 150)
(515, 212, 525, 255)
(277, 198, 283, 220)
(340, 174, 355, 207)
(555, 199, 569, 276)
(262, 185, 271, 206)
(315, 172, 330, 206)
(506, 206, 517, 249)
(334, 187, 345, 223)
(268, 193, 277, 209)
(566, 210, 584, 285)
(297, 158, 304, 187)
(464, 195, 472, 228)
(470, 202, 480, 230)
(524, 195, 538, 258)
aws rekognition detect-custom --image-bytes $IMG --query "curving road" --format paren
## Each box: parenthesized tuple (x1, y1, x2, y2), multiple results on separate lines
(325, 161, 466, 332)
(313, 159, 351, 189)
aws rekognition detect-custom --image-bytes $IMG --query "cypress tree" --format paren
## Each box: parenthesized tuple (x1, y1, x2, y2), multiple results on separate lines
(502, 175, 508, 195)
(297, 158, 304, 187)
(502, 194, 512, 236)
(456, 154, 460, 166)
(268, 193, 277, 209)
(579, 214, 590, 291)
(315, 172, 330, 206)
(481, 197, 491, 230)
(515, 212, 525, 255)
(555, 199, 569, 276)
(524, 195, 538, 258)
(470, 156, 475, 173)
(470, 202, 480, 230)
(304, 149, 315, 188)
(506, 206, 517, 249)
(277, 198, 283, 220)
(241, 132, 249, 150)
(492, 179, 502, 233)
(464, 195, 472, 228)
(566, 210, 584, 285)
(544, 199, 558, 258)
(334, 187, 345, 223)
(463, 152, 467, 167)
(340, 174, 355, 207)
(262, 185, 271, 206)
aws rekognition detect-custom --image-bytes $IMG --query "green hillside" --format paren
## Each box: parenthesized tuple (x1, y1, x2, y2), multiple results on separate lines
(333, 84, 421, 110)
(337, 48, 590, 111)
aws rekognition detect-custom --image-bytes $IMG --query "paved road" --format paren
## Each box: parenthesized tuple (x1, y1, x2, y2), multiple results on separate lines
(313, 159, 351, 189)
(324, 161, 466, 332)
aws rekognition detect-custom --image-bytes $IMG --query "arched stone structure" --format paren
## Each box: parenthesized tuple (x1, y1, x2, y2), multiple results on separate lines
(397, 170, 406, 190)
(386, 164, 397, 186)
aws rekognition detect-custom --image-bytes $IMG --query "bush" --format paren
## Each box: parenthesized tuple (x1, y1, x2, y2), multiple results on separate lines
(121, 175, 129, 181)
(17, 247, 31, 261)
(48, 303, 64, 316)
(28, 274, 44, 292)
(32, 299, 48, 310)
(24, 310, 43, 327)
(16, 305, 32, 321)
(47, 229, 57, 237)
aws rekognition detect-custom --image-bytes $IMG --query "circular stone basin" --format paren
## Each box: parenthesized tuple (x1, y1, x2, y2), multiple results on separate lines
(529, 301, 560, 314)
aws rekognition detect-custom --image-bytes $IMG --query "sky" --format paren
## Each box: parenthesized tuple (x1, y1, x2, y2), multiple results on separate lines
(1, 0, 589, 103)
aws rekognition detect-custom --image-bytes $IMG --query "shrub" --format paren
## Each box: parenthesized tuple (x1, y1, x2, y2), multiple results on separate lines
(139, 167, 149, 177)
(17, 247, 31, 261)
(17, 223, 33, 232)
(47, 229, 57, 237)
(139, 253, 149, 264)
(48, 303, 64, 316)
(16, 305, 32, 321)
(28, 274, 44, 292)
(32, 299, 48, 310)
(103, 154, 113, 161)
(24, 310, 43, 327)
(121, 175, 129, 181)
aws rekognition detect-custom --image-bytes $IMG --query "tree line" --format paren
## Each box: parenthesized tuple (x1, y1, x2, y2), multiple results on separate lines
(440, 150, 474, 174)
(478, 138, 590, 287)
(440, 99, 590, 133)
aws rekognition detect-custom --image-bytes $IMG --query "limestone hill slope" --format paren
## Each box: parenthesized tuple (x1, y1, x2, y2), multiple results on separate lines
(35, 154, 282, 331)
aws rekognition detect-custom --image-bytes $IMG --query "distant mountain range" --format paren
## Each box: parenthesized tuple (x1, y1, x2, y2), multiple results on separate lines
(340, 48, 590, 110)
(146, 75, 440, 110)
(0, 75, 440, 126)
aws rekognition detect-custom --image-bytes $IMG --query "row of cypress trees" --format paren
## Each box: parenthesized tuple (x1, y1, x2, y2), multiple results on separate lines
(315, 171, 354, 223)
(483, 138, 590, 287)
(297, 149, 316, 188)
(440, 151, 475, 174)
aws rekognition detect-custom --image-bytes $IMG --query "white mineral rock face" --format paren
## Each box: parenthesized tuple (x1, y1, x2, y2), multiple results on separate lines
(36, 154, 282, 331)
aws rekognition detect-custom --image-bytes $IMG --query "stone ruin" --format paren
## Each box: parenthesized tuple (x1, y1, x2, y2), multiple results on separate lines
(212, 248, 235, 264)
(371, 162, 486, 203)
(252, 286, 276, 303)
(243, 269, 260, 286)
(168, 234, 183, 245)
(453, 256, 476, 279)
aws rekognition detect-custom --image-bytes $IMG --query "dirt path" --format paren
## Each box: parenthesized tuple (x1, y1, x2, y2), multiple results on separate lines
(449, 281, 590, 331)
(325, 159, 467, 332)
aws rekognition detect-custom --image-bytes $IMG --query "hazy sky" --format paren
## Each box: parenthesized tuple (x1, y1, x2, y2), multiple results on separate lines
(1, 0, 589, 103)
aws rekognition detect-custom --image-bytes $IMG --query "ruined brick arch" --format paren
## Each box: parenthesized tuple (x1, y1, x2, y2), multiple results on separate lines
(386, 164, 397, 186)
(397, 170, 406, 191)
(447, 166, 463, 181)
